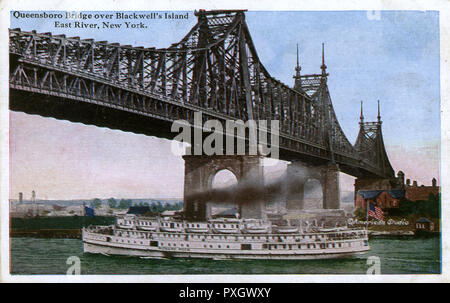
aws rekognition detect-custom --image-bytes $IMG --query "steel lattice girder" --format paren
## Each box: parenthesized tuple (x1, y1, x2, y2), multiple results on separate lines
(8, 10, 395, 179)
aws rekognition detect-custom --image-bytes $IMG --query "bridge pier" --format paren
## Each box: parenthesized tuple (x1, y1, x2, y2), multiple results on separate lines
(321, 164, 340, 209)
(182, 154, 265, 220)
(286, 162, 340, 210)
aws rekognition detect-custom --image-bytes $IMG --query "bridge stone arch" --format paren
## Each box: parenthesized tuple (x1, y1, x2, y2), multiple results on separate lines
(208, 167, 240, 190)
(183, 155, 264, 220)
(207, 169, 239, 218)
(286, 161, 340, 210)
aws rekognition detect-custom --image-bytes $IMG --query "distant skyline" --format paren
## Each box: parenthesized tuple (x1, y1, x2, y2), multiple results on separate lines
(9, 10, 440, 200)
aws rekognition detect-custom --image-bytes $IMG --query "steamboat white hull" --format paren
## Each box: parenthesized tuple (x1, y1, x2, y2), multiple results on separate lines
(82, 228, 370, 260)
(83, 240, 369, 260)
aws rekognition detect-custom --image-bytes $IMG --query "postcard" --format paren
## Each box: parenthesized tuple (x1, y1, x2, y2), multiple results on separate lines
(1, 0, 448, 283)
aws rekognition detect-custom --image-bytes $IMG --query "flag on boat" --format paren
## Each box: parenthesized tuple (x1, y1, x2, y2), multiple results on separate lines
(368, 203, 384, 221)
(84, 206, 95, 217)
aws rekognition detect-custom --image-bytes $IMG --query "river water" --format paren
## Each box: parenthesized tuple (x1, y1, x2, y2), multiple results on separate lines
(10, 237, 440, 275)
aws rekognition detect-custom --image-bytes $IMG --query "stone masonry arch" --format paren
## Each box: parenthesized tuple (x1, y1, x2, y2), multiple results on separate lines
(183, 155, 264, 220)
(286, 161, 340, 210)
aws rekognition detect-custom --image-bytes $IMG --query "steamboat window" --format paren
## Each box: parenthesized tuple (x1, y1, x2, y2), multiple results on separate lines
(150, 241, 158, 247)
(241, 244, 251, 250)
(226, 245, 230, 248)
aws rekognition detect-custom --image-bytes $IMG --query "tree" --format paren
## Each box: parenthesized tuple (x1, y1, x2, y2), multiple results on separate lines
(428, 193, 440, 218)
(118, 199, 132, 209)
(108, 198, 117, 209)
(91, 198, 102, 209)
(354, 207, 366, 220)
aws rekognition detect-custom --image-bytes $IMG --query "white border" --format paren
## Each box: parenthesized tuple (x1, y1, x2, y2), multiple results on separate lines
(1, 0, 449, 283)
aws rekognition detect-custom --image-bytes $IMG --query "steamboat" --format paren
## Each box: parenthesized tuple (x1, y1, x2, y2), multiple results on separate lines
(82, 214, 370, 260)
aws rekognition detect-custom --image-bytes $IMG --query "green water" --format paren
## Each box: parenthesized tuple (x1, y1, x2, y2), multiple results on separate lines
(10, 237, 441, 275)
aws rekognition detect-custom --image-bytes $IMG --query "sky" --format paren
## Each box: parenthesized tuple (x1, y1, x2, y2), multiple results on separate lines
(9, 10, 441, 200)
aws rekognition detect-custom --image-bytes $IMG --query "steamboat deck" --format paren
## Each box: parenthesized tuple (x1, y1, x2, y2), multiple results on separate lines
(82, 215, 370, 260)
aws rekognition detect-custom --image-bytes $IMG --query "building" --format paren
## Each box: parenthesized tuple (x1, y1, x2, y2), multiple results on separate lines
(355, 189, 405, 209)
(415, 217, 434, 232)
(355, 176, 439, 209)
(405, 178, 440, 201)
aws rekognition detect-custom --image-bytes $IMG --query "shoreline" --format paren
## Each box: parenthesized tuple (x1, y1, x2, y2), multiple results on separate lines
(10, 229, 81, 239)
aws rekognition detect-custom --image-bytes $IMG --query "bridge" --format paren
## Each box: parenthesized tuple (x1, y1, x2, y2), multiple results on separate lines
(9, 10, 400, 219)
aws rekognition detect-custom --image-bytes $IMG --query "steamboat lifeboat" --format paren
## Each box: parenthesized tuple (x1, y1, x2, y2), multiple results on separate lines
(159, 220, 184, 232)
(242, 219, 270, 234)
(275, 225, 299, 234)
(136, 218, 158, 231)
(116, 215, 135, 229)
(184, 222, 210, 233)
(210, 219, 240, 234)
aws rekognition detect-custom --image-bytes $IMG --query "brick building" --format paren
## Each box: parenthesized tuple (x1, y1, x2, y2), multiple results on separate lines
(405, 178, 440, 201)
(355, 189, 405, 209)
(355, 177, 439, 209)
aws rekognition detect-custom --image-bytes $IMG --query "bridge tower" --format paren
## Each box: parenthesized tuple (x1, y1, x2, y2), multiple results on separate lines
(286, 43, 341, 212)
(353, 101, 400, 201)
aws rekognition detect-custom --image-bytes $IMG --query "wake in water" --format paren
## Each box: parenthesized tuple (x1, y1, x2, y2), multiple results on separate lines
(383, 257, 440, 264)
(139, 256, 169, 260)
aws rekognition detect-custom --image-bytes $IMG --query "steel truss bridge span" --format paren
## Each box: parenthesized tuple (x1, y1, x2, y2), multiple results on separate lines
(9, 9, 395, 179)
